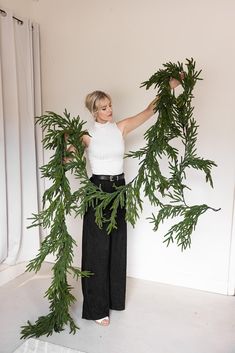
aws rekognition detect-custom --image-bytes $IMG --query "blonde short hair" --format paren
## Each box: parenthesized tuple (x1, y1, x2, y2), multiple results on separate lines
(85, 90, 111, 116)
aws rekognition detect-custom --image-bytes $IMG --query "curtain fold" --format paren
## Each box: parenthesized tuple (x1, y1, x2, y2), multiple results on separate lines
(32, 23, 45, 236)
(0, 10, 42, 265)
(0, 37, 8, 262)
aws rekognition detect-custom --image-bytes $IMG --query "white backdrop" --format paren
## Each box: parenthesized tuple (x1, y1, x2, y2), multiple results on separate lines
(1, 0, 235, 295)
(0, 7, 41, 264)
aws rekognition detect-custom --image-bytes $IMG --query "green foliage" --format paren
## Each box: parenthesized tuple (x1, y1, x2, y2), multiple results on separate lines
(137, 58, 220, 249)
(21, 111, 92, 339)
(21, 58, 220, 339)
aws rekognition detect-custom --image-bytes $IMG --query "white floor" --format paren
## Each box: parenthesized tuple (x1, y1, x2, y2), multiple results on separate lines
(0, 262, 235, 353)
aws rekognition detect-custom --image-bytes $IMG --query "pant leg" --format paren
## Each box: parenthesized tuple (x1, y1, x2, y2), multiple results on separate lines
(81, 177, 127, 320)
(109, 203, 127, 310)
(81, 204, 110, 320)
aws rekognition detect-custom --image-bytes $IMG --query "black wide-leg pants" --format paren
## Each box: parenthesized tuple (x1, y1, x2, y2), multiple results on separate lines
(81, 175, 127, 320)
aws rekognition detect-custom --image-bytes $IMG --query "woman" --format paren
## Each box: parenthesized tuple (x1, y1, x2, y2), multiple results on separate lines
(76, 77, 182, 326)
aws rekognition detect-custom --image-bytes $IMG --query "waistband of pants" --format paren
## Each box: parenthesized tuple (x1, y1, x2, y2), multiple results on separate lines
(92, 173, 125, 182)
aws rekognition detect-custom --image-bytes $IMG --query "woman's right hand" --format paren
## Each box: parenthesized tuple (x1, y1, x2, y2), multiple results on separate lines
(63, 133, 76, 163)
(64, 132, 69, 142)
(169, 72, 185, 89)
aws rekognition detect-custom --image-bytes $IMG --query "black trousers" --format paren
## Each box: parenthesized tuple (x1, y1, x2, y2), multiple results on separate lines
(81, 175, 127, 320)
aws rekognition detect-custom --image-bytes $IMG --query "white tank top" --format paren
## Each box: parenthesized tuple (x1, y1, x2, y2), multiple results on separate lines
(86, 121, 125, 175)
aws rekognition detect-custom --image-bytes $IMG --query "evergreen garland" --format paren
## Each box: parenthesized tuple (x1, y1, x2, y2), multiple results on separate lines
(21, 58, 220, 339)
(21, 112, 92, 338)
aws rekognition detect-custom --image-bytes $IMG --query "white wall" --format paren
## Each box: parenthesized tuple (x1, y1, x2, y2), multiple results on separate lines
(2, 0, 235, 295)
(0, 0, 31, 17)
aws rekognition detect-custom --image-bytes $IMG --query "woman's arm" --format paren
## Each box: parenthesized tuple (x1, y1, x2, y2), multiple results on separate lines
(116, 97, 159, 136)
(117, 76, 183, 137)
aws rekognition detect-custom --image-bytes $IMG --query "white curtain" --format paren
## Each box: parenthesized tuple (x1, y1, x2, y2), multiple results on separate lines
(0, 9, 43, 265)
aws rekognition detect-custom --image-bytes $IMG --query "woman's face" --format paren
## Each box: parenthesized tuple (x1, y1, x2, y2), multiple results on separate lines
(95, 97, 113, 123)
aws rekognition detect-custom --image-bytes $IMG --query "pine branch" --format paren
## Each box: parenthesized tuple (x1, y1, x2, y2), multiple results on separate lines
(163, 204, 209, 250)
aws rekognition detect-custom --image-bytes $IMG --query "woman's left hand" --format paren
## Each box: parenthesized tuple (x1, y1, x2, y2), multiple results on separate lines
(169, 72, 184, 89)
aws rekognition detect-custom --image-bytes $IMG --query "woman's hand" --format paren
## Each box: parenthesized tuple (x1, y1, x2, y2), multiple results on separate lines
(64, 132, 69, 141)
(63, 133, 76, 164)
(169, 72, 184, 89)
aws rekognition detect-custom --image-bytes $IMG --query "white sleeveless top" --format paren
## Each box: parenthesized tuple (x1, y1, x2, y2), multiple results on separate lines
(86, 121, 125, 175)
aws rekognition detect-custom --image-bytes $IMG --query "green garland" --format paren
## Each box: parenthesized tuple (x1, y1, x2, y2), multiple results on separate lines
(21, 58, 220, 339)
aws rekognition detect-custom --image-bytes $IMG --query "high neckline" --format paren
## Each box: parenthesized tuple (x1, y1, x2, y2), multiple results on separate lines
(94, 121, 111, 128)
